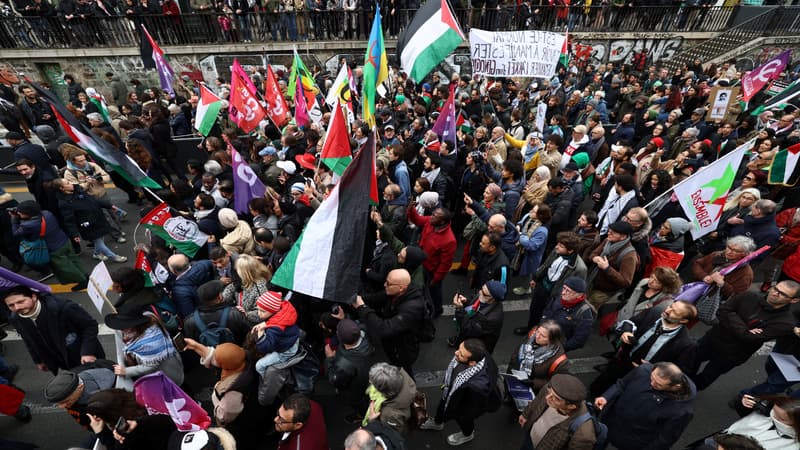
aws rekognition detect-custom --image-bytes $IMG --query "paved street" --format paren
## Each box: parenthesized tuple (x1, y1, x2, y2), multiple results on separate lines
(0, 182, 775, 449)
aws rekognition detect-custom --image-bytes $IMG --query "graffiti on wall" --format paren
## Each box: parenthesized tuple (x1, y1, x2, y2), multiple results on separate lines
(569, 37, 684, 66)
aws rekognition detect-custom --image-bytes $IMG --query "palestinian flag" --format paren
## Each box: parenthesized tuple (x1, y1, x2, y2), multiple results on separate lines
(194, 84, 221, 136)
(768, 142, 800, 186)
(750, 78, 800, 116)
(31, 82, 162, 189)
(397, 0, 465, 82)
(140, 203, 208, 257)
(320, 103, 352, 176)
(134, 249, 155, 287)
(86, 89, 110, 123)
(271, 132, 377, 303)
(559, 28, 569, 68)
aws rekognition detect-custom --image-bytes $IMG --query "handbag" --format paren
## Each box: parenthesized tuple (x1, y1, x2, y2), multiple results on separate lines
(19, 217, 50, 266)
(694, 285, 721, 325)
(411, 391, 428, 427)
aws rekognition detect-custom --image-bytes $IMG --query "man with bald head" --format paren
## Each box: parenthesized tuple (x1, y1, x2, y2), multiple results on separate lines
(355, 269, 426, 374)
(167, 253, 215, 318)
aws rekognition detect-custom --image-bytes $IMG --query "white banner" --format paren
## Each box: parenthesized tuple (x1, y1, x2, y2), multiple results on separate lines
(535, 103, 547, 133)
(674, 141, 751, 239)
(469, 29, 565, 78)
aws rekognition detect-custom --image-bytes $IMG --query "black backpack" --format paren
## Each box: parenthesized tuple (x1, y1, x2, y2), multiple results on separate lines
(193, 307, 236, 347)
(569, 408, 608, 450)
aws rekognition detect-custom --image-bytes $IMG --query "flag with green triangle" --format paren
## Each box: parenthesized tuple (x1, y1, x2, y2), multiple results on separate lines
(768, 142, 800, 186)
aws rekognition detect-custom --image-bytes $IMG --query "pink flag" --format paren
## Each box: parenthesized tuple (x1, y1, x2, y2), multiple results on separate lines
(294, 75, 309, 128)
(231, 143, 266, 214)
(431, 84, 457, 145)
(134, 372, 211, 432)
(742, 50, 791, 102)
(229, 59, 266, 133)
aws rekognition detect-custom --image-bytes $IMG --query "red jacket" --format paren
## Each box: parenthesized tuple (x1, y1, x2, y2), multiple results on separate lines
(407, 207, 457, 284)
(277, 400, 329, 450)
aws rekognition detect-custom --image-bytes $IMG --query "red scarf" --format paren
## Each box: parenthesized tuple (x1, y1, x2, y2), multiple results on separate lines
(561, 294, 586, 308)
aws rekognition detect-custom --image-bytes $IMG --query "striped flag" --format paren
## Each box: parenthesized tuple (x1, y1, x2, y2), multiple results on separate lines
(141, 25, 175, 98)
(288, 50, 323, 124)
(194, 84, 221, 137)
(320, 103, 352, 176)
(397, 0, 465, 83)
(31, 82, 162, 189)
(271, 132, 377, 302)
(140, 203, 208, 257)
(363, 6, 388, 127)
(768, 142, 800, 186)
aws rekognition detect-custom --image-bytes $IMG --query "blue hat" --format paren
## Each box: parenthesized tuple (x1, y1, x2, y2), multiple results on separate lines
(485, 280, 507, 301)
(258, 146, 277, 156)
(564, 276, 587, 294)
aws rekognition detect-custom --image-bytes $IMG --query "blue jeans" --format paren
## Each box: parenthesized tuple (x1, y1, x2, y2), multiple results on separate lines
(92, 238, 118, 258)
(238, 16, 252, 41)
(744, 358, 798, 397)
(282, 13, 297, 41)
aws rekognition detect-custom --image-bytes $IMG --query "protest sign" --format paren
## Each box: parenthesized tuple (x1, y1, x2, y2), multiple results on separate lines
(469, 29, 565, 78)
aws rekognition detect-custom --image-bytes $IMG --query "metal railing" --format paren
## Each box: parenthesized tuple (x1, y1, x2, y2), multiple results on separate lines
(0, 5, 743, 50)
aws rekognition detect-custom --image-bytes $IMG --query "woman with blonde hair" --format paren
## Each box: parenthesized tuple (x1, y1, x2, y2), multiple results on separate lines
(222, 254, 272, 325)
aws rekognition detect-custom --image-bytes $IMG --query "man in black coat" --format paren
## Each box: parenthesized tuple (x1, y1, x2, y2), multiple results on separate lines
(693, 280, 800, 390)
(470, 232, 509, 292)
(3, 131, 57, 177)
(590, 300, 698, 396)
(450, 280, 505, 353)
(183, 280, 251, 346)
(5, 287, 104, 374)
(355, 268, 425, 374)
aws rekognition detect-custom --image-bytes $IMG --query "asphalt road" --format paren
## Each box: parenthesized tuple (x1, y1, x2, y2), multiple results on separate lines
(0, 182, 775, 450)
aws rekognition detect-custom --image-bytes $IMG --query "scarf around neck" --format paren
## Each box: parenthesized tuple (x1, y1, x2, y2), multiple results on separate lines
(443, 356, 485, 410)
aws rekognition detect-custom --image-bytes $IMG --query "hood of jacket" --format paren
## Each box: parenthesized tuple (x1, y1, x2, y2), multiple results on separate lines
(402, 246, 427, 273)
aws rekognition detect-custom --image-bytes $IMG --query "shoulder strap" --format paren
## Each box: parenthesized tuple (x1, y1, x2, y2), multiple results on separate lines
(40, 217, 46, 237)
(569, 411, 592, 435)
(193, 310, 208, 332)
(219, 306, 230, 328)
(547, 354, 568, 378)
(614, 244, 636, 266)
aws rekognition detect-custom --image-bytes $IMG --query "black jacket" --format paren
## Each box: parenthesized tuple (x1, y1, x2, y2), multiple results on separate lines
(470, 249, 509, 291)
(454, 300, 504, 353)
(183, 302, 251, 346)
(58, 185, 113, 241)
(625, 307, 696, 372)
(324, 331, 374, 408)
(441, 355, 500, 423)
(358, 284, 426, 368)
(10, 293, 105, 374)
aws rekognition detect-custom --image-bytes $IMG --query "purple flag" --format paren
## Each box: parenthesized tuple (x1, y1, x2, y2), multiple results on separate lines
(0, 266, 52, 293)
(134, 372, 211, 431)
(141, 25, 175, 98)
(431, 85, 457, 145)
(742, 50, 791, 102)
(295, 75, 309, 128)
(230, 144, 266, 214)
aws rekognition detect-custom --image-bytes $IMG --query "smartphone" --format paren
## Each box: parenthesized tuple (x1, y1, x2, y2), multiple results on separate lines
(115, 416, 129, 435)
(172, 332, 186, 352)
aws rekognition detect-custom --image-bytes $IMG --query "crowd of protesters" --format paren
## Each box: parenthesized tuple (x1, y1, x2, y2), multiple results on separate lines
(2, 48, 800, 450)
(0, 0, 738, 48)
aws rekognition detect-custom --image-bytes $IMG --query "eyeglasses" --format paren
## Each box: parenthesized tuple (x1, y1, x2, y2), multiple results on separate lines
(275, 415, 295, 425)
(771, 286, 794, 299)
(744, 176, 755, 181)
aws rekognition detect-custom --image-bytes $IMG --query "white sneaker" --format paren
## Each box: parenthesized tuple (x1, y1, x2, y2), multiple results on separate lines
(116, 237, 127, 243)
(111, 255, 128, 263)
(419, 418, 444, 431)
(447, 432, 474, 446)
(92, 253, 108, 261)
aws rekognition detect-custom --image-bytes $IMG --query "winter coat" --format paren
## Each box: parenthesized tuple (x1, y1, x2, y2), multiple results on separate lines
(358, 284, 426, 369)
(13, 141, 56, 176)
(470, 249, 509, 292)
(691, 251, 753, 299)
(703, 291, 796, 364)
(377, 367, 417, 434)
(600, 364, 696, 450)
(149, 119, 178, 159)
(440, 355, 500, 425)
(588, 239, 638, 293)
(378, 223, 427, 288)
(220, 221, 256, 256)
(542, 298, 595, 352)
(616, 278, 673, 323)
(502, 177, 526, 219)
(12, 210, 69, 252)
(57, 185, 113, 241)
(516, 218, 548, 277)
(324, 331, 374, 407)
(183, 303, 251, 346)
(223, 278, 269, 326)
(545, 188, 575, 234)
(534, 252, 588, 295)
(521, 392, 596, 450)
(623, 307, 697, 372)
(471, 199, 520, 261)
(254, 304, 300, 355)
(728, 213, 781, 263)
(407, 207, 456, 284)
(454, 300, 504, 353)
(9, 293, 105, 374)
(277, 399, 329, 450)
(170, 260, 215, 318)
(63, 161, 110, 198)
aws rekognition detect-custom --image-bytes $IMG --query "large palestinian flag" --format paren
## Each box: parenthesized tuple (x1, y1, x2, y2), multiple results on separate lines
(271, 132, 376, 303)
(397, 0, 465, 82)
(31, 83, 162, 189)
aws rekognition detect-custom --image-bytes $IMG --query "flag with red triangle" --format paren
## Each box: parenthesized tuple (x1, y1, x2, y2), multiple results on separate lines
(194, 84, 221, 137)
(321, 104, 352, 176)
(134, 249, 155, 287)
(559, 28, 569, 68)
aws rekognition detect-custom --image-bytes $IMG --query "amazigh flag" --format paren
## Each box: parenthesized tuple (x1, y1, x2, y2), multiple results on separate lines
(31, 82, 162, 189)
(288, 50, 323, 124)
(320, 104, 352, 176)
(363, 6, 388, 127)
(325, 63, 356, 124)
(397, 0, 465, 82)
(768, 142, 800, 186)
(674, 141, 750, 239)
(264, 65, 290, 127)
(742, 50, 791, 103)
(141, 25, 175, 98)
(194, 84, 221, 136)
(134, 372, 211, 432)
(231, 144, 266, 214)
(559, 28, 569, 68)
(750, 78, 800, 116)
(140, 203, 208, 257)
(229, 59, 266, 133)
(272, 132, 377, 302)
(134, 249, 155, 287)
(431, 84, 457, 144)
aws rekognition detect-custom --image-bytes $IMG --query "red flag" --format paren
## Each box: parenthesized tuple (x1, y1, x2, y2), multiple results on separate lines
(320, 104, 352, 176)
(264, 65, 289, 127)
(229, 59, 266, 133)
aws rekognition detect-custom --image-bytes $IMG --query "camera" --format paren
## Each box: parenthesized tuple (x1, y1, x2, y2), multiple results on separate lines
(8, 207, 17, 214)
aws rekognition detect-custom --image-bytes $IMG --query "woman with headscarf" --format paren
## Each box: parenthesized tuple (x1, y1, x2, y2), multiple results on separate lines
(516, 166, 551, 221)
(644, 217, 692, 277)
(216, 208, 256, 256)
(456, 183, 505, 274)
(182, 340, 267, 449)
(512, 204, 551, 295)
(104, 306, 184, 385)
